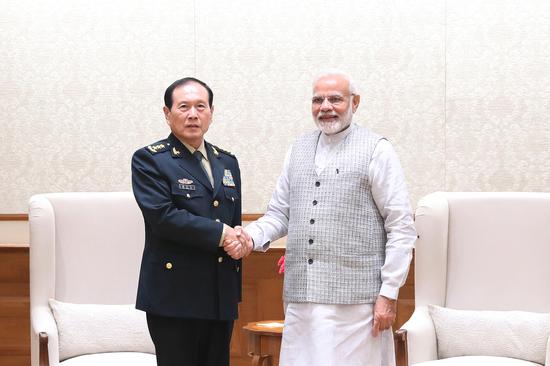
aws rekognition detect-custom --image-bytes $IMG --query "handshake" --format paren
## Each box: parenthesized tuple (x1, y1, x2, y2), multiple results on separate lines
(222, 225, 253, 260)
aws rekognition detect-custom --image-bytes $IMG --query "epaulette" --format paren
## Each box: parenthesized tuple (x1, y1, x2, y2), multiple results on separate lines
(145, 140, 170, 155)
(210, 144, 236, 159)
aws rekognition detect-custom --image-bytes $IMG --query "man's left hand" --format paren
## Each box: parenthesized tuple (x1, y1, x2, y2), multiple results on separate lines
(372, 295, 397, 337)
(234, 226, 253, 257)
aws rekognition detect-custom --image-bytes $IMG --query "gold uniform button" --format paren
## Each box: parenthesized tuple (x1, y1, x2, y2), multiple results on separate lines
(213, 200, 219, 207)
(218, 257, 223, 263)
(165, 262, 173, 269)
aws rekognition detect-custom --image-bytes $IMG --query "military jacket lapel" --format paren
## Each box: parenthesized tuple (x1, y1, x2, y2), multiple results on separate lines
(206, 142, 224, 197)
(168, 135, 213, 191)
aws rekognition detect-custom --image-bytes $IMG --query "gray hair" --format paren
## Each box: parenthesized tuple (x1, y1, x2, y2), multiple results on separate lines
(312, 69, 358, 95)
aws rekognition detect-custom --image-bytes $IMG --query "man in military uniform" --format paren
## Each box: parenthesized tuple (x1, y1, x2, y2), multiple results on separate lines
(131, 77, 250, 366)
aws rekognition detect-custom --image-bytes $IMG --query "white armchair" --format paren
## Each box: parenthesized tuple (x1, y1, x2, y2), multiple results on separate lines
(29, 192, 156, 366)
(395, 192, 550, 366)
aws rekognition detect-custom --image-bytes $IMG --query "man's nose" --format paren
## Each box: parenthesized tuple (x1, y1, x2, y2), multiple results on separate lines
(320, 98, 333, 111)
(188, 106, 198, 118)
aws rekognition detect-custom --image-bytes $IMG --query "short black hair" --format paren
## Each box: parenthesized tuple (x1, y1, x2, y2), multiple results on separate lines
(164, 77, 214, 109)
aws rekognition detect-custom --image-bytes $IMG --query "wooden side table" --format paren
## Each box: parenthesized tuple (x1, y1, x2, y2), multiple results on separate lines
(243, 320, 284, 366)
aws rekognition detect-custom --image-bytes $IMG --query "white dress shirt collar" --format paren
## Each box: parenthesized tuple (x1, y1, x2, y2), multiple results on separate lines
(318, 122, 356, 146)
(315, 123, 357, 174)
(182, 140, 209, 161)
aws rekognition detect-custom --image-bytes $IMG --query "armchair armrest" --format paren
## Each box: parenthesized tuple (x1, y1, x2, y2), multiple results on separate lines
(31, 305, 59, 366)
(546, 335, 549, 366)
(394, 328, 408, 366)
(397, 306, 437, 365)
(39, 333, 49, 366)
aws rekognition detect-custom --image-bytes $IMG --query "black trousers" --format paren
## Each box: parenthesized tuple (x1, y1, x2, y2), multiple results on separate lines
(146, 313, 234, 366)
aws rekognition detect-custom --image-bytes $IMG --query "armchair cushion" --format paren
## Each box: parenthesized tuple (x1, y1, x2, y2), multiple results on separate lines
(49, 299, 155, 361)
(414, 356, 541, 366)
(60, 352, 157, 366)
(428, 305, 550, 364)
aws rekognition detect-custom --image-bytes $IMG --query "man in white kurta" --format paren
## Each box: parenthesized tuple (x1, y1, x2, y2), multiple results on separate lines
(244, 70, 416, 366)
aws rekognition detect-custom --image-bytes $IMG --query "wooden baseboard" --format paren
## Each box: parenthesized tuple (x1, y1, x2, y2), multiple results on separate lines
(0, 214, 28, 221)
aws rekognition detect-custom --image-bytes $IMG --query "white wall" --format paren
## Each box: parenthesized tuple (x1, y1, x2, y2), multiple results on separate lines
(1, 0, 549, 214)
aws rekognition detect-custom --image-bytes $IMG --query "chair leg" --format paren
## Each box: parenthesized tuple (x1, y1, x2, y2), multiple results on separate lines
(394, 329, 408, 366)
(251, 354, 272, 366)
(39, 332, 50, 366)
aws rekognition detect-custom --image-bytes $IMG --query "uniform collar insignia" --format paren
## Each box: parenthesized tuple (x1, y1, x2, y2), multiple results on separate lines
(172, 147, 181, 156)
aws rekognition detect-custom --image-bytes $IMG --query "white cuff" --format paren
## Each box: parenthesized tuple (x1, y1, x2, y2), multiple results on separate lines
(379, 282, 399, 300)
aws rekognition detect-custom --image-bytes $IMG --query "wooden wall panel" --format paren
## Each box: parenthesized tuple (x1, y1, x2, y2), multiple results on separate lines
(396, 254, 415, 330)
(0, 245, 30, 366)
(231, 249, 285, 366)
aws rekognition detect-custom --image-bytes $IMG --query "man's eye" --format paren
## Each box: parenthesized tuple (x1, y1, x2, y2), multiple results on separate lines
(312, 97, 324, 104)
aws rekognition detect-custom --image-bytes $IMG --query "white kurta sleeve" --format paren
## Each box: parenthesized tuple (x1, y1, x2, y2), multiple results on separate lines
(369, 139, 416, 300)
(245, 149, 292, 251)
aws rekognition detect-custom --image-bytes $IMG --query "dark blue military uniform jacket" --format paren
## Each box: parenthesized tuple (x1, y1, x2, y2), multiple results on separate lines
(131, 133, 242, 320)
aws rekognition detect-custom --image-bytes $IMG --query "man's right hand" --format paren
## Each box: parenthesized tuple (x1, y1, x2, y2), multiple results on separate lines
(223, 226, 253, 259)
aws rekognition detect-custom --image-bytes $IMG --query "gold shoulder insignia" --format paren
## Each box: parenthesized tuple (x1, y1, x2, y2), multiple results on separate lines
(146, 141, 169, 154)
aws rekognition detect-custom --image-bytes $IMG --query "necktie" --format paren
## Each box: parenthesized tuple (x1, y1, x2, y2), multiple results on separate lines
(193, 150, 213, 187)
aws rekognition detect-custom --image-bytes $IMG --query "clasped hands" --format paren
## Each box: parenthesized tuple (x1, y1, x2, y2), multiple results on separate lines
(223, 225, 253, 260)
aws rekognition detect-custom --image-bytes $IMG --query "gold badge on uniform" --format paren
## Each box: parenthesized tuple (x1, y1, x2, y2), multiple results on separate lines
(222, 169, 235, 187)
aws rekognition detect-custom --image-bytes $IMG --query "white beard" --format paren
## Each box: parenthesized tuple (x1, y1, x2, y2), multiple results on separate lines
(315, 118, 345, 135)
(314, 106, 353, 135)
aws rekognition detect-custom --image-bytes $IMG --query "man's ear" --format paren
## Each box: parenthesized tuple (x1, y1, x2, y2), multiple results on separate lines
(163, 106, 171, 125)
(352, 95, 360, 113)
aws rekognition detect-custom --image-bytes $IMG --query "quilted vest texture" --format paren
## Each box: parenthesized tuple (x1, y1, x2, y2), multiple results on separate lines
(285, 126, 386, 304)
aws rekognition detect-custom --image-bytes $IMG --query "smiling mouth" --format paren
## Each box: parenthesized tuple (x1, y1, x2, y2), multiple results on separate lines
(318, 115, 338, 121)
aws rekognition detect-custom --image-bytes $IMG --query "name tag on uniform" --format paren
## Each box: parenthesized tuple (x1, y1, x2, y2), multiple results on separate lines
(178, 178, 196, 190)
(223, 169, 235, 187)
(179, 184, 196, 190)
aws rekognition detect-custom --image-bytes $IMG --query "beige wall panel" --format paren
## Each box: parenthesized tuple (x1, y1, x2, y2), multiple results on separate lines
(446, 0, 550, 191)
(0, 222, 29, 245)
(1, 0, 195, 213)
(195, 0, 445, 210)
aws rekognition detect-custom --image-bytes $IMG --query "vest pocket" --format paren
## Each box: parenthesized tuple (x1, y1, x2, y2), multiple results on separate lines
(338, 252, 384, 268)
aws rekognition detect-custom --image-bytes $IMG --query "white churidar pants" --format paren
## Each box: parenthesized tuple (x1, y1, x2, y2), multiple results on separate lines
(279, 302, 395, 366)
